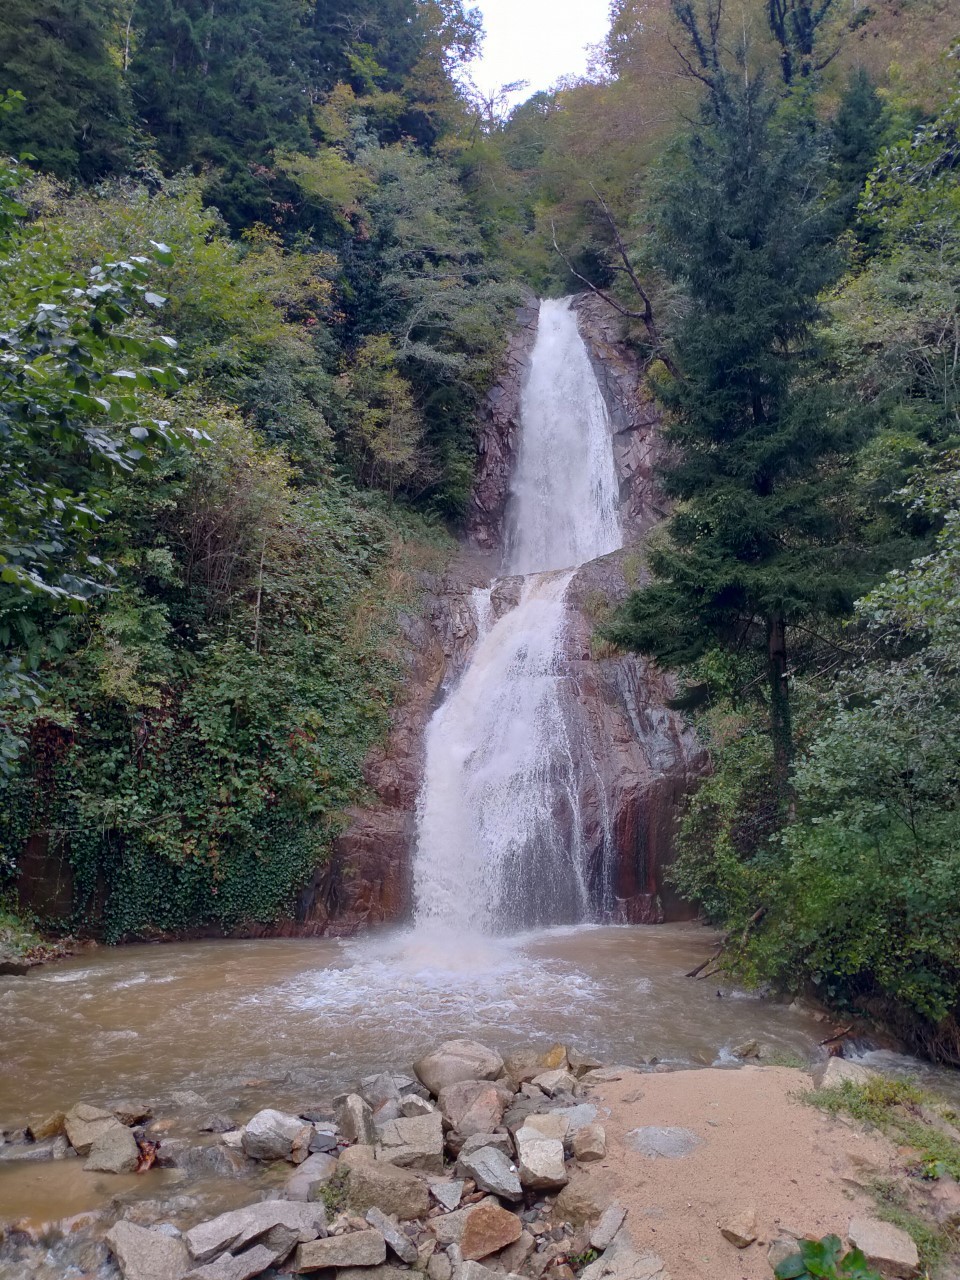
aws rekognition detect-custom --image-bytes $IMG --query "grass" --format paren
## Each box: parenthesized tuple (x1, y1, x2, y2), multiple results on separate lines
(0, 903, 71, 965)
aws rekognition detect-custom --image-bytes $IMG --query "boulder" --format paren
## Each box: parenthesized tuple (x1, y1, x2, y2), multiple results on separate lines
(85, 1123, 140, 1174)
(718, 1208, 757, 1248)
(365, 1207, 419, 1264)
(346, 1158, 433, 1219)
(847, 1217, 919, 1278)
(0, 1135, 69, 1162)
(591, 1206, 627, 1252)
(573, 1125, 606, 1163)
(338, 1094, 378, 1146)
(198, 1115, 236, 1135)
(340, 1144, 377, 1170)
(361, 1074, 402, 1112)
(28, 1111, 66, 1141)
(185, 1201, 326, 1264)
(293, 1228, 387, 1271)
(283, 1152, 338, 1202)
(502, 1051, 546, 1090)
(555, 1172, 612, 1225)
(106, 1220, 191, 1280)
(241, 1109, 312, 1164)
(428, 1198, 498, 1247)
(460, 1204, 523, 1260)
(531, 1071, 578, 1098)
(567, 1050, 603, 1079)
(112, 1100, 153, 1126)
(811, 1059, 876, 1089)
(459, 1131, 514, 1159)
(498, 1229, 537, 1272)
(457, 1145, 523, 1201)
(64, 1102, 124, 1156)
(552, 1104, 599, 1133)
(184, 1245, 280, 1280)
(414, 1041, 505, 1097)
(514, 1126, 568, 1190)
(401, 1095, 436, 1118)
(427, 1178, 465, 1211)
(376, 1112, 444, 1173)
(438, 1080, 512, 1138)
(523, 1114, 567, 1142)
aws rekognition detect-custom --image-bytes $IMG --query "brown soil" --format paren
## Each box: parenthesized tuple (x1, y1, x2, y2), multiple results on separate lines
(578, 1065, 898, 1280)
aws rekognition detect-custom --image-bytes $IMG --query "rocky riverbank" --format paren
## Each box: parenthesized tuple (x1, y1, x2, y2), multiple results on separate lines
(2, 1039, 957, 1280)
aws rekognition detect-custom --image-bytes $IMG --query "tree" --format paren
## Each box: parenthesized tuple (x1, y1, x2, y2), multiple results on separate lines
(608, 6, 863, 787)
(830, 68, 888, 225)
(0, 0, 133, 179)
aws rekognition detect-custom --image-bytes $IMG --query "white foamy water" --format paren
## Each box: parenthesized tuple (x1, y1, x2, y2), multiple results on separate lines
(412, 297, 623, 935)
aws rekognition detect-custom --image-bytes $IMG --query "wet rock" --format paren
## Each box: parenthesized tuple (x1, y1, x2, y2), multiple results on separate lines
(0, 952, 30, 975)
(414, 1042, 505, 1097)
(625, 1127, 702, 1159)
(531, 1071, 577, 1098)
(0, 1135, 68, 1162)
(732, 1040, 760, 1061)
(573, 1125, 606, 1163)
(309, 1128, 339, 1154)
(198, 1115, 235, 1135)
(514, 1126, 567, 1191)
(460, 1203, 523, 1260)
(427, 1178, 466, 1211)
(112, 1101, 153, 1126)
(64, 1102, 124, 1156)
(184, 1244, 280, 1280)
(339, 1095, 378, 1146)
(811, 1059, 876, 1089)
(241, 1109, 312, 1164)
(293, 1227, 386, 1271)
(185, 1201, 326, 1264)
(376, 1112, 444, 1173)
(847, 1216, 919, 1278)
(439, 1081, 512, 1138)
(567, 1050, 603, 1079)
(457, 1145, 523, 1202)
(28, 1111, 66, 1141)
(284, 1152, 339, 1202)
(85, 1123, 140, 1173)
(362, 1074, 403, 1112)
(365, 1207, 419, 1264)
(171, 1090, 208, 1110)
(346, 1157, 433, 1219)
(106, 1220, 191, 1280)
(220, 1129, 244, 1149)
(590, 1206, 627, 1252)
(718, 1208, 757, 1248)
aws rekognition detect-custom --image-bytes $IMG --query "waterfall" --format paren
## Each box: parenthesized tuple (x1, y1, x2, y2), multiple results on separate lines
(412, 297, 623, 934)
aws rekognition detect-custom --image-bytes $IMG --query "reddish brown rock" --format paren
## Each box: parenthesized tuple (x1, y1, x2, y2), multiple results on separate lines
(460, 1203, 523, 1261)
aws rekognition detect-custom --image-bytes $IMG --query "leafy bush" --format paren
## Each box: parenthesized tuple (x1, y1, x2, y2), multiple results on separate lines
(774, 1236, 880, 1280)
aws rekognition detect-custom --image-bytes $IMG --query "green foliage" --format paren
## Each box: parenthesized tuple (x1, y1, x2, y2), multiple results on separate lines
(774, 1235, 880, 1280)
(774, 1235, 879, 1280)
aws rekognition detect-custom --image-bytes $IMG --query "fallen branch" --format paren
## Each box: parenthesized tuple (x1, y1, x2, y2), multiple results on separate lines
(818, 1024, 854, 1047)
(684, 906, 767, 979)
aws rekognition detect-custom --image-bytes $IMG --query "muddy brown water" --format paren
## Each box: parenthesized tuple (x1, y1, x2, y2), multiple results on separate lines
(0, 923, 954, 1231)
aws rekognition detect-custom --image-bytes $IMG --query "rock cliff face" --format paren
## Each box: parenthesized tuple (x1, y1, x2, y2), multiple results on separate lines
(293, 293, 706, 934)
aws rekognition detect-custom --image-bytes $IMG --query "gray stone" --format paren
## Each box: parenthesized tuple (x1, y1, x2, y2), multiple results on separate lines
(580, 1234, 670, 1280)
(573, 1125, 606, 1163)
(811, 1059, 876, 1089)
(283, 1151, 338, 1201)
(459, 1131, 514, 1159)
(340, 1268, 412, 1280)
(365, 1207, 419, 1264)
(0, 1136, 68, 1162)
(64, 1102, 124, 1156)
(414, 1041, 505, 1097)
(438, 1080, 512, 1139)
(347, 1157, 433, 1220)
(551, 1104, 598, 1133)
(106, 1220, 191, 1280)
(514, 1126, 567, 1190)
(624, 1127, 702, 1159)
(185, 1201, 326, 1264)
(457, 1145, 523, 1201)
(428, 1251, 453, 1280)
(768, 1237, 802, 1271)
(85, 1123, 140, 1173)
(241, 1109, 313, 1164)
(847, 1216, 919, 1278)
(590, 1206, 627, 1252)
(522, 1113, 567, 1142)
(497, 1230, 536, 1272)
(460, 1260, 499, 1280)
(112, 1100, 153, 1126)
(567, 1050, 603, 1079)
(531, 1071, 578, 1098)
(428, 1177, 466, 1211)
(579, 1068, 634, 1084)
(339, 1094, 378, 1146)
(198, 1114, 236, 1135)
(293, 1228, 387, 1271)
(361, 1073, 403, 1112)
(401, 1094, 436, 1118)
(376, 1112, 444, 1173)
(184, 1244, 280, 1280)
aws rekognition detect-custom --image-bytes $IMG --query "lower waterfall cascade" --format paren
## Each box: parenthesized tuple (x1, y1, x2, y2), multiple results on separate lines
(412, 297, 625, 934)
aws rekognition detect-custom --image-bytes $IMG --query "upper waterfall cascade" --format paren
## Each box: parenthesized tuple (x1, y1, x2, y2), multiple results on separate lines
(412, 297, 624, 935)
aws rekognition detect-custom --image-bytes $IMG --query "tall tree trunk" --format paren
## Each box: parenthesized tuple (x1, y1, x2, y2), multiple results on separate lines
(767, 611, 792, 791)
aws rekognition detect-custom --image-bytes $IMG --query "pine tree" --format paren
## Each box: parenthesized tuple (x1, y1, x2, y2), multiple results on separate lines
(0, 0, 132, 179)
(831, 68, 888, 225)
(609, 27, 866, 787)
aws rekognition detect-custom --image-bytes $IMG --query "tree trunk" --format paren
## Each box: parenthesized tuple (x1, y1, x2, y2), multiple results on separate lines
(767, 611, 792, 792)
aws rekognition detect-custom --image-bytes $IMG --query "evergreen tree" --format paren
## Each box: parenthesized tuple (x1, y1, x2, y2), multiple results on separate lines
(609, 43, 864, 786)
(831, 68, 888, 225)
(0, 0, 132, 179)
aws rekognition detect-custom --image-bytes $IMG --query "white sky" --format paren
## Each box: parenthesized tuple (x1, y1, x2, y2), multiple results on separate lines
(469, 0, 612, 101)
